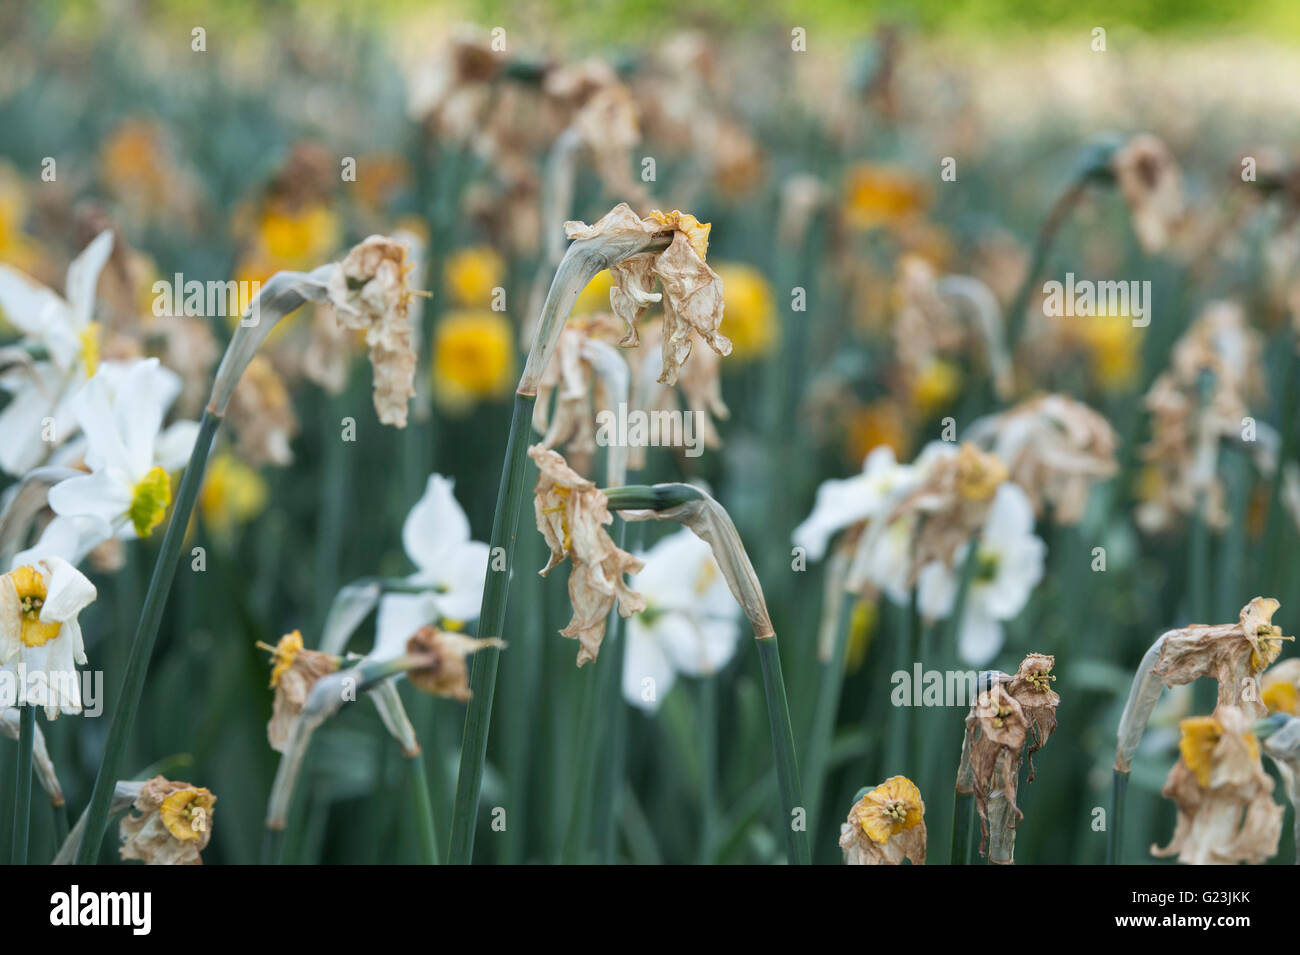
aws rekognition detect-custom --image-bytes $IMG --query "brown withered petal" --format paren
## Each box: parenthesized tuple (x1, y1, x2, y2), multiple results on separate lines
(653, 231, 730, 386)
(404, 626, 505, 701)
(967, 394, 1119, 524)
(529, 444, 645, 665)
(226, 354, 299, 467)
(1152, 705, 1283, 865)
(267, 647, 339, 754)
(119, 775, 216, 866)
(326, 235, 418, 427)
(1112, 133, 1184, 255)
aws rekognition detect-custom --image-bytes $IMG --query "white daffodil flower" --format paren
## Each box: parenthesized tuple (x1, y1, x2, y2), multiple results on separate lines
(792, 445, 915, 562)
(621, 528, 742, 713)
(0, 556, 96, 719)
(916, 482, 1046, 666)
(372, 474, 490, 658)
(0, 231, 114, 475)
(44, 358, 199, 551)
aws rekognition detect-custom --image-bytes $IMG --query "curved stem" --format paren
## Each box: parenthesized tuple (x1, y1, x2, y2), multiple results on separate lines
(74, 409, 221, 863)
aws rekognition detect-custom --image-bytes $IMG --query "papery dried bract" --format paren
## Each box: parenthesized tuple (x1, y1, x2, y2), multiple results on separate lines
(403, 625, 505, 701)
(119, 775, 215, 865)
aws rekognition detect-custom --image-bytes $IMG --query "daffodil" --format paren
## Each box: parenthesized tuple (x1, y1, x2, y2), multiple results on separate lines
(621, 528, 742, 712)
(1262, 658, 1300, 715)
(714, 262, 776, 361)
(444, 245, 505, 307)
(0, 230, 113, 474)
(198, 452, 268, 537)
(842, 164, 927, 230)
(0, 556, 96, 719)
(917, 482, 1046, 665)
(839, 776, 927, 864)
(44, 359, 198, 550)
(1152, 706, 1282, 865)
(260, 630, 340, 753)
(118, 775, 216, 865)
(432, 310, 515, 412)
(372, 474, 490, 657)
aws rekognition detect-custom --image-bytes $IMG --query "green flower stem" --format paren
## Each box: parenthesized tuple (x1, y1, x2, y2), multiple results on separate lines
(1108, 769, 1128, 865)
(447, 392, 535, 864)
(885, 598, 913, 774)
(9, 705, 34, 864)
(803, 592, 852, 842)
(74, 408, 220, 863)
(52, 800, 69, 847)
(756, 636, 811, 865)
(950, 791, 974, 865)
(406, 752, 440, 865)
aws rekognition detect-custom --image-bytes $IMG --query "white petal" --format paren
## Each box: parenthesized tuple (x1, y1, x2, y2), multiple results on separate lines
(793, 474, 880, 561)
(71, 374, 133, 474)
(373, 592, 440, 661)
(48, 469, 132, 526)
(0, 368, 62, 475)
(37, 556, 97, 622)
(114, 358, 177, 476)
(621, 621, 677, 713)
(63, 230, 113, 331)
(917, 558, 959, 621)
(153, 419, 200, 472)
(12, 514, 113, 568)
(424, 540, 489, 622)
(658, 614, 741, 677)
(957, 606, 1004, 667)
(0, 266, 62, 338)
(402, 474, 471, 571)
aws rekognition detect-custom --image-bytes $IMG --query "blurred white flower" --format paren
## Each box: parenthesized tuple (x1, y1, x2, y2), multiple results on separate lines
(621, 528, 741, 712)
(792, 445, 915, 561)
(916, 482, 1045, 665)
(39, 359, 198, 559)
(0, 231, 114, 474)
(0, 557, 96, 719)
(372, 474, 489, 659)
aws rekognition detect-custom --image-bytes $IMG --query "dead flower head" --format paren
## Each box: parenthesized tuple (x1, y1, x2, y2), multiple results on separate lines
(529, 444, 645, 665)
(563, 203, 730, 386)
(260, 629, 339, 753)
(326, 235, 419, 427)
(1151, 705, 1282, 865)
(967, 394, 1119, 524)
(839, 775, 926, 865)
(1115, 597, 1293, 774)
(957, 654, 1060, 863)
(1112, 133, 1184, 255)
(226, 354, 299, 467)
(402, 625, 505, 701)
(119, 775, 216, 865)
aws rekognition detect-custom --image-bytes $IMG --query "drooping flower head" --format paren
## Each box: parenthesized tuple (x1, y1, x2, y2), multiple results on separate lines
(839, 775, 927, 865)
(259, 629, 340, 753)
(0, 556, 96, 719)
(529, 444, 644, 665)
(1151, 705, 1282, 865)
(119, 775, 216, 865)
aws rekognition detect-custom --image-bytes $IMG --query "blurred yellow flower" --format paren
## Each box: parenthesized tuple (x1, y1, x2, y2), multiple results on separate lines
(200, 453, 269, 537)
(716, 263, 776, 360)
(433, 310, 515, 410)
(572, 269, 615, 316)
(1178, 714, 1259, 787)
(845, 597, 877, 674)
(1261, 660, 1300, 715)
(261, 205, 341, 266)
(1071, 312, 1141, 391)
(843, 164, 927, 230)
(444, 245, 505, 308)
(845, 398, 909, 466)
(0, 164, 38, 280)
(911, 358, 961, 415)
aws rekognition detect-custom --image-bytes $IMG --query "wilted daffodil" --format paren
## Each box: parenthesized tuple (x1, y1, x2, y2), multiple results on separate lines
(839, 776, 926, 865)
(44, 358, 198, 556)
(119, 775, 216, 865)
(966, 393, 1119, 525)
(1262, 658, 1300, 715)
(529, 444, 645, 665)
(621, 528, 742, 713)
(1111, 133, 1184, 255)
(260, 629, 340, 753)
(792, 445, 917, 564)
(1151, 706, 1282, 865)
(0, 557, 96, 719)
(956, 654, 1060, 863)
(562, 203, 730, 386)
(399, 625, 504, 702)
(324, 235, 419, 427)
(374, 473, 490, 650)
(0, 230, 113, 475)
